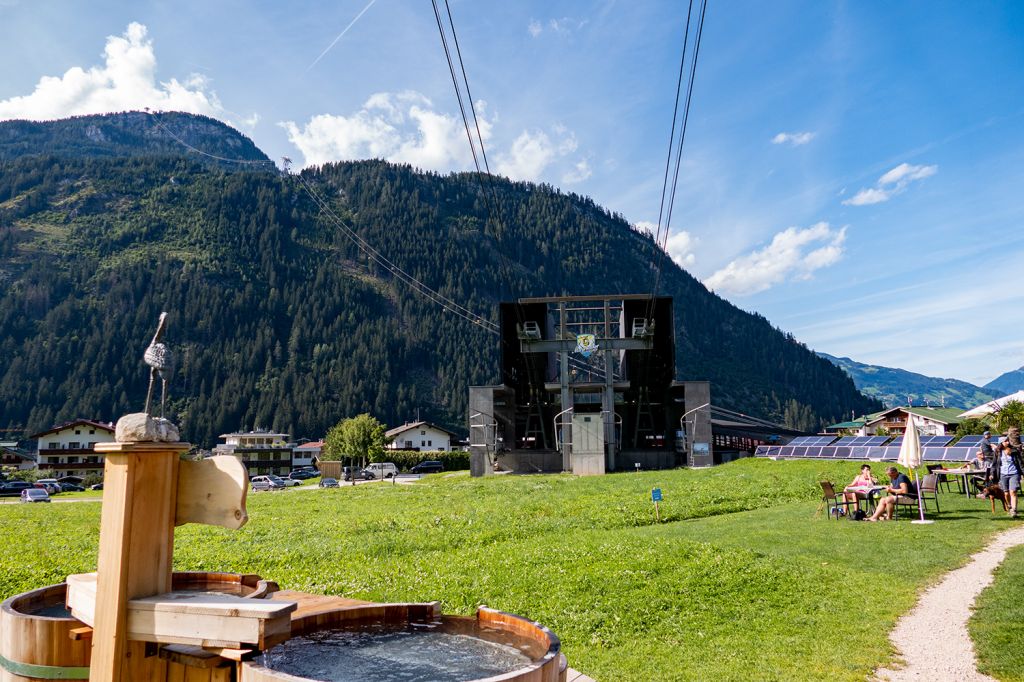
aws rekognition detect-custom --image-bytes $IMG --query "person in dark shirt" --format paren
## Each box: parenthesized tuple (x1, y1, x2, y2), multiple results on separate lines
(867, 466, 917, 521)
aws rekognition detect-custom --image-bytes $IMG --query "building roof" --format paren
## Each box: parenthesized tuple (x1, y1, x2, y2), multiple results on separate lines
(1, 446, 35, 462)
(30, 419, 115, 439)
(826, 420, 865, 430)
(385, 421, 458, 438)
(864, 406, 964, 426)
(294, 440, 324, 450)
(219, 431, 290, 439)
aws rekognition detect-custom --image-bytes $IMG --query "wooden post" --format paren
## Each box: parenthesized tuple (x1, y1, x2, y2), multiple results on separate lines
(89, 441, 190, 682)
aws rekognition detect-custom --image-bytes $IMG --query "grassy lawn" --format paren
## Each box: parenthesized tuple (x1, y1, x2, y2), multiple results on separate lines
(970, 543, 1024, 682)
(1, 459, 1019, 681)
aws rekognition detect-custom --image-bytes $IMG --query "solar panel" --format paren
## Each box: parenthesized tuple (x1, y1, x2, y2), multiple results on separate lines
(922, 435, 953, 447)
(943, 447, 971, 462)
(956, 435, 984, 447)
(791, 446, 807, 457)
(922, 446, 948, 461)
(882, 447, 900, 461)
(786, 436, 812, 446)
(863, 436, 889, 446)
(889, 436, 904, 447)
(755, 445, 770, 456)
(821, 436, 839, 445)
(850, 446, 870, 459)
(804, 446, 822, 457)
(833, 446, 852, 459)
(765, 446, 781, 457)
(832, 437, 859, 446)
(865, 446, 887, 460)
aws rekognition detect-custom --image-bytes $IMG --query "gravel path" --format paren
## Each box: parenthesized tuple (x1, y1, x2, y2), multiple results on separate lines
(875, 524, 1024, 681)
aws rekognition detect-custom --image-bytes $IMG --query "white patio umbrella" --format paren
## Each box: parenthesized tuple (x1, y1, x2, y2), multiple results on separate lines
(897, 415, 931, 524)
(958, 390, 1024, 419)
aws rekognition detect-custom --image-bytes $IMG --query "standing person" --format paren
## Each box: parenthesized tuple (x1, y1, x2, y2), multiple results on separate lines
(867, 466, 916, 521)
(979, 430, 995, 458)
(999, 439, 1023, 518)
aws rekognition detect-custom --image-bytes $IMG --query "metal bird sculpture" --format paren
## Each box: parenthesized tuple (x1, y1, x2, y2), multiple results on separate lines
(143, 312, 173, 417)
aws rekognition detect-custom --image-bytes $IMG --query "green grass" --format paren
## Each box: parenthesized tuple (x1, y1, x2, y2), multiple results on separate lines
(970, 543, 1024, 681)
(1, 459, 1018, 681)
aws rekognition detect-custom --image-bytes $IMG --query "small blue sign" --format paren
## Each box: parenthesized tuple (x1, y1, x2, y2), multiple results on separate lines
(651, 488, 663, 502)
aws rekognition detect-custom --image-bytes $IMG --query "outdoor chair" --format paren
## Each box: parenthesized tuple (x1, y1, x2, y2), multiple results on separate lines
(894, 474, 940, 519)
(926, 463, 961, 494)
(820, 481, 858, 520)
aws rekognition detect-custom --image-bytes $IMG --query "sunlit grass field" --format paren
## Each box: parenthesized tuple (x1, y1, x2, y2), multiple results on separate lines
(2, 459, 1018, 681)
(971, 543, 1024, 681)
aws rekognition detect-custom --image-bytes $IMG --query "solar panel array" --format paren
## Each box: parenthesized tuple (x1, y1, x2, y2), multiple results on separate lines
(754, 443, 975, 462)
(955, 435, 985, 447)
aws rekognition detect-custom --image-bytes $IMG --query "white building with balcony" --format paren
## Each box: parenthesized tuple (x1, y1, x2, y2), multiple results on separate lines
(214, 431, 295, 477)
(31, 419, 116, 478)
(385, 421, 457, 451)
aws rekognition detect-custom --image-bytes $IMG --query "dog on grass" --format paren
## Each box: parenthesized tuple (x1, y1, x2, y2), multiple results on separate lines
(981, 485, 1008, 513)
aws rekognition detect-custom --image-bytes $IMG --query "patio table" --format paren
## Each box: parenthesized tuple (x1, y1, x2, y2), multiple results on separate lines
(939, 467, 978, 499)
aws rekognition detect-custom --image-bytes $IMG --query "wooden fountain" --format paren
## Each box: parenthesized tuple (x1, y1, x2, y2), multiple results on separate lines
(0, 313, 567, 682)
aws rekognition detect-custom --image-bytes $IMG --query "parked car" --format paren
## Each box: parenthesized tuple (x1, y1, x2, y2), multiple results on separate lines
(59, 483, 85, 492)
(90, 483, 104, 491)
(36, 478, 62, 494)
(343, 466, 375, 482)
(2, 481, 34, 491)
(251, 475, 284, 492)
(272, 474, 301, 488)
(410, 460, 444, 475)
(20, 488, 51, 503)
(364, 462, 398, 479)
(288, 469, 317, 480)
(319, 477, 339, 488)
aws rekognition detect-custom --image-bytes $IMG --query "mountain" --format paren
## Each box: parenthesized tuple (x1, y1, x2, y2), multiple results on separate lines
(983, 366, 1024, 396)
(818, 353, 995, 409)
(0, 112, 880, 446)
(0, 111, 269, 165)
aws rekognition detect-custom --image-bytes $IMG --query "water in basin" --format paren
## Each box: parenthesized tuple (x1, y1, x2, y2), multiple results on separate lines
(26, 603, 73, 618)
(255, 620, 538, 682)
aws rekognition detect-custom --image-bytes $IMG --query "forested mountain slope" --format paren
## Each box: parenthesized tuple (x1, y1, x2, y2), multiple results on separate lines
(0, 113, 879, 445)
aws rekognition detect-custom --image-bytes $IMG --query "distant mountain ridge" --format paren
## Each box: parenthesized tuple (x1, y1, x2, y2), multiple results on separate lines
(0, 111, 270, 165)
(984, 366, 1024, 395)
(818, 353, 997, 409)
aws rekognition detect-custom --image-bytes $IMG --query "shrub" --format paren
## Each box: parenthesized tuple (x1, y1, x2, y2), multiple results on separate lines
(378, 450, 470, 472)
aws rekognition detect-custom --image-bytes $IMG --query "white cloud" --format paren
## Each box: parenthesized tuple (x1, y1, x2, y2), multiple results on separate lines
(633, 220, 657, 238)
(666, 230, 698, 267)
(703, 222, 846, 296)
(283, 94, 581, 183)
(0, 22, 237, 123)
(843, 162, 937, 206)
(280, 91, 490, 171)
(527, 19, 543, 38)
(494, 126, 578, 181)
(771, 131, 815, 146)
(562, 158, 592, 184)
(548, 17, 588, 34)
(879, 162, 937, 185)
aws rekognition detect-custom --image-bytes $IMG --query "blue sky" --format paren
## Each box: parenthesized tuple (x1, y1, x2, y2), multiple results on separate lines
(1, 1, 1022, 386)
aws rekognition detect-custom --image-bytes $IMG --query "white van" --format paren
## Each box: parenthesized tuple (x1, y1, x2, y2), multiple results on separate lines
(364, 462, 398, 479)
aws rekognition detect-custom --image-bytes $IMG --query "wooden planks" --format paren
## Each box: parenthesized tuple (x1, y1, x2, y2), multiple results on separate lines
(176, 457, 249, 530)
(67, 574, 296, 649)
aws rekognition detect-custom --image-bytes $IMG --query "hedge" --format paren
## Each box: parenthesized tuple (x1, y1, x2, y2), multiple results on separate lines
(373, 450, 470, 471)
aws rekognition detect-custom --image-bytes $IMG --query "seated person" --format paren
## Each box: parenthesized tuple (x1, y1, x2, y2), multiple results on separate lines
(867, 466, 917, 521)
(843, 464, 877, 510)
(969, 448, 998, 495)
